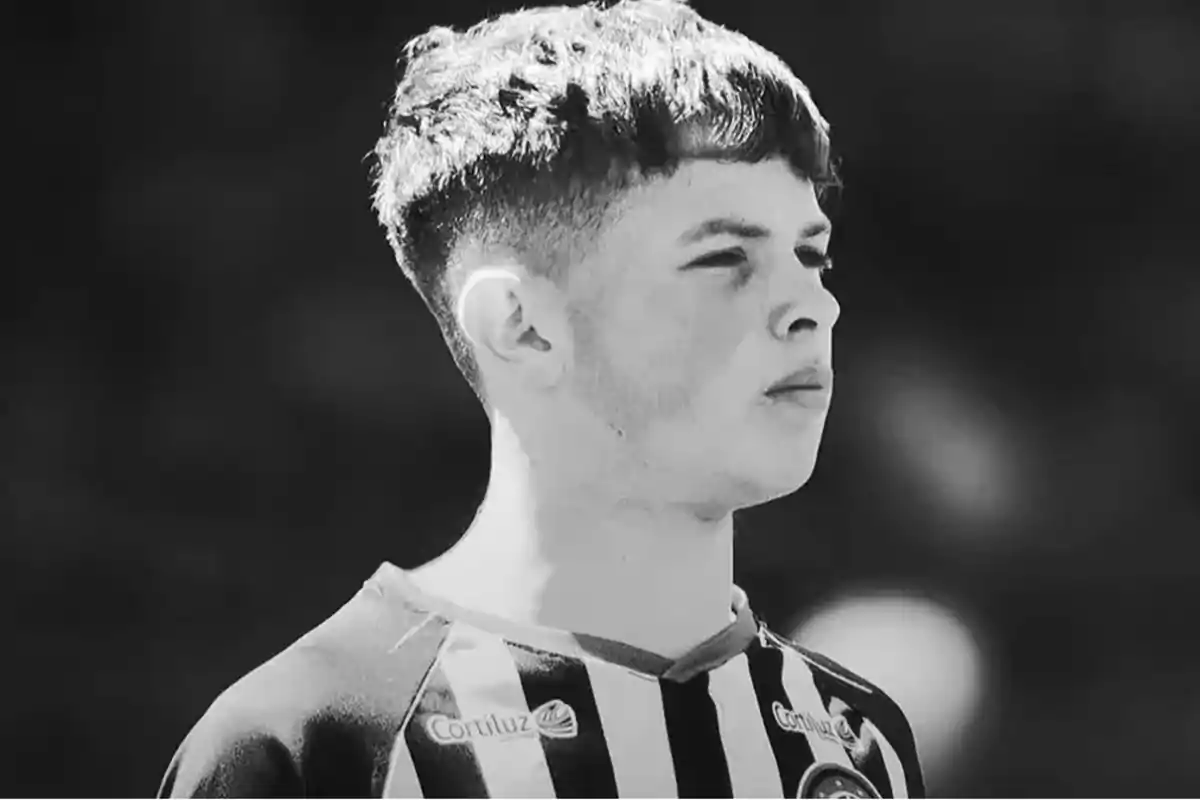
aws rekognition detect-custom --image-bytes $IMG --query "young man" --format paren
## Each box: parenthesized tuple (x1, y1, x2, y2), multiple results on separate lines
(159, 1, 924, 797)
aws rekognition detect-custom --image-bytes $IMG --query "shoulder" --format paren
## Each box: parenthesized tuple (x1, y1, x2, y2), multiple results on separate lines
(160, 583, 450, 797)
(761, 628, 890, 701)
(759, 626, 927, 798)
(759, 625, 910, 727)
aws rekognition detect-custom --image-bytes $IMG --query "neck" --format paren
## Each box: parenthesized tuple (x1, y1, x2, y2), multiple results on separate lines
(409, 412, 737, 659)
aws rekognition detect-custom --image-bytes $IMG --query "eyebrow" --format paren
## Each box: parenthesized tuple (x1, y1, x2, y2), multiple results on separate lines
(677, 216, 831, 245)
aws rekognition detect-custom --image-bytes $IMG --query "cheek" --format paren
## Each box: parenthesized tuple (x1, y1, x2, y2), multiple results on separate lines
(606, 286, 746, 420)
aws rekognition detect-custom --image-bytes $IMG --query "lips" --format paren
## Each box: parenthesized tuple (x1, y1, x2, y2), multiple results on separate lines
(766, 365, 834, 395)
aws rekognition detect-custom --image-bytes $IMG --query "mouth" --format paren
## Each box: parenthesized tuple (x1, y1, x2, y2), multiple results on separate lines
(764, 365, 833, 412)
(765, 386, 828, 396)
(764, 383, 832, 411)
(765, 365, 834, 395)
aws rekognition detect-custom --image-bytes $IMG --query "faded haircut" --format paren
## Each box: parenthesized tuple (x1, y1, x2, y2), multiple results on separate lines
(369, 0, 839, 407)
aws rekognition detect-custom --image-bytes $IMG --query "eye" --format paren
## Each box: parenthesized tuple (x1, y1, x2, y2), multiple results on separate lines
(688, 247, 755, 288)
(795, 245, 834, 273)
(689, 247, 747, 268)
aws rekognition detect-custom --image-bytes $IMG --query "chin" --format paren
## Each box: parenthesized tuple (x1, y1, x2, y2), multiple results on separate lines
(712, 453, 820, 512)
(752, 447, 822, 502)
(762, 466, 818, 503)
(651, 426, 825, 510)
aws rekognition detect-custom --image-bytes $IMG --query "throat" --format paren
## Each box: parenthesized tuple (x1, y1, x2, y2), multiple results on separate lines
(407, 518, 737, 660)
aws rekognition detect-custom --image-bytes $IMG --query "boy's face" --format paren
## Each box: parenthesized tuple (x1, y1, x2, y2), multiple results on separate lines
(562, 157, 840, 514)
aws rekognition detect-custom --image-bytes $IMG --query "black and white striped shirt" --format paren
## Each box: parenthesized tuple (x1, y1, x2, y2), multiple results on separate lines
(160, 563, 923, 798)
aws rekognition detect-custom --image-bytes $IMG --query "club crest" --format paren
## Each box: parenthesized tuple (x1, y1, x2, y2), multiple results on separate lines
(797, 763, 880, 799)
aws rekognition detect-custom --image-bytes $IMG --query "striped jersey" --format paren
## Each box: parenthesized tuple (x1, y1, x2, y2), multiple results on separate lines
(159, 562, 924, 798)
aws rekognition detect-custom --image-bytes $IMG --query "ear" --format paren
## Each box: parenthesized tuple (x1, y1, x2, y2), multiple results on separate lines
(455, 267, 570, 388)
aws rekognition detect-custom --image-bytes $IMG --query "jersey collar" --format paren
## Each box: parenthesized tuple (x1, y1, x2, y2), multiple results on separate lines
(368, 562, 760, 683)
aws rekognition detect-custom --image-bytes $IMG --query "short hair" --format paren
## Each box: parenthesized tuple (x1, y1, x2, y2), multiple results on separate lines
(369, 0, 839, 407)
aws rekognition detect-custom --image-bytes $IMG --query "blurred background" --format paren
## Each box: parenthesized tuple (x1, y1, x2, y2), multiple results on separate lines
(6, 0, 1199, 795)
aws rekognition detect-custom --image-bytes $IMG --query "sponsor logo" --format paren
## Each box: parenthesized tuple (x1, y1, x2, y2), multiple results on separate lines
(832, 715, 858, 747)
(425, 699, 578, 745)
(797, 763, 880, 799)
(772, 701, 857, 747)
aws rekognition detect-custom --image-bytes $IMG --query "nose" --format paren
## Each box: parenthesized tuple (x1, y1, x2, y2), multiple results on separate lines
(770, 274, 841, 341)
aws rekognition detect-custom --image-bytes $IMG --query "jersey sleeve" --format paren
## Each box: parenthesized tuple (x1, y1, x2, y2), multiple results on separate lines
(158, 726, 303, 798)
(157, 583, 445, 797)
(856, 684, 925, 799)
(799, 645, 926, 799)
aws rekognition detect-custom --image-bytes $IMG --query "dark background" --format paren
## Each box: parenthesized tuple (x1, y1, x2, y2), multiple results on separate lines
(7, 0, 1199, 795)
